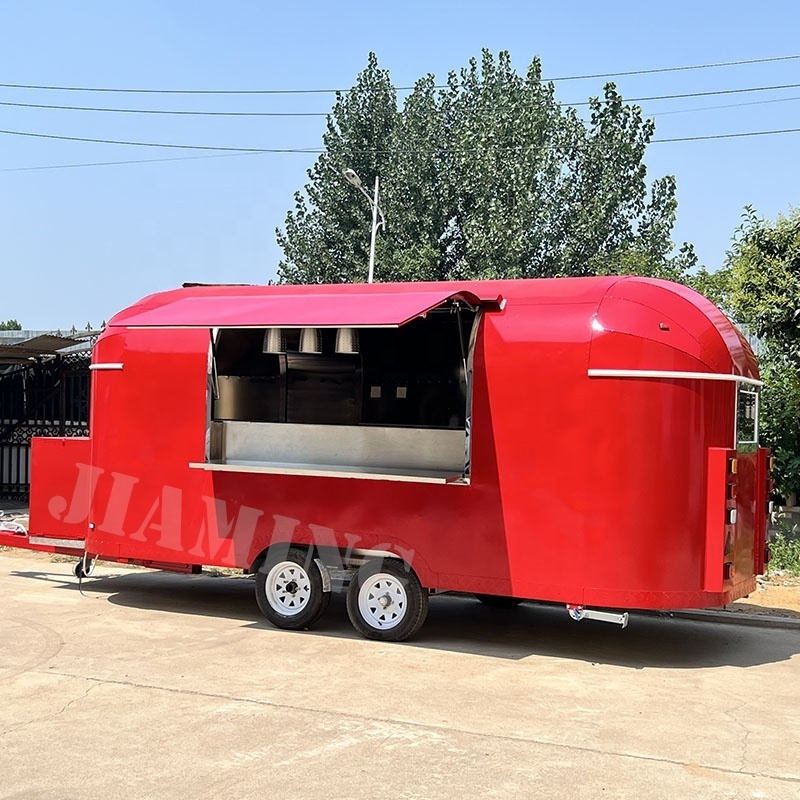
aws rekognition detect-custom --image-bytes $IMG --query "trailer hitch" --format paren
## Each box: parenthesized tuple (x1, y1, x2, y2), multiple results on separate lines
(567, 604, 629, 628)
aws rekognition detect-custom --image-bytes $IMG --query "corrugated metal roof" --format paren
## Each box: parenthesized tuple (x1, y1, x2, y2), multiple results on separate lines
(0, 334, 88, 364)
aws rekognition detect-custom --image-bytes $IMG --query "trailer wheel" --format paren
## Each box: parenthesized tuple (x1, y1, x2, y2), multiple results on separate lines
(473, 594, 522, 609)
(346, 558, 428, 642)
(255, 547, 330, 631)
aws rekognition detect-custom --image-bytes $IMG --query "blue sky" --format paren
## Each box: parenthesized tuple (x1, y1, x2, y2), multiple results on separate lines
(1, 0, 798, 329)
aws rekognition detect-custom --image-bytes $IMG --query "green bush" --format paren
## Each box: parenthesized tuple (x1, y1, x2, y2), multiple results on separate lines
(769, 531, 800, 576)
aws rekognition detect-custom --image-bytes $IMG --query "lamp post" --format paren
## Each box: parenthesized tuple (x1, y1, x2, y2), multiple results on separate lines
(343, 168, 385, 283)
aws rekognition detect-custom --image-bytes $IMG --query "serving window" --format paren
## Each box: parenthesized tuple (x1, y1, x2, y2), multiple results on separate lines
(202, 301, 480, 483)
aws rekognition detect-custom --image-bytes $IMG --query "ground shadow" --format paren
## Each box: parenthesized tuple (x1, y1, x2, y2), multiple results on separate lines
(10, 567, 263, 622)
(10, 566, 800, 669)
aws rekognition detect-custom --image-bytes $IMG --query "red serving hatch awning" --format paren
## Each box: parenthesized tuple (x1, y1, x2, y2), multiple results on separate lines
(110, 288, 503, 329)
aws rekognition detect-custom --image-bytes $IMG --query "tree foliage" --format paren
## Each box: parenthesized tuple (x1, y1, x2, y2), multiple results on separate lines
(696, 207, 800, 498)
(759, 345, 800, 500)
(727, 207, 800, 361)
(277, 50, 695, 284)
(0, 319, 22, 330)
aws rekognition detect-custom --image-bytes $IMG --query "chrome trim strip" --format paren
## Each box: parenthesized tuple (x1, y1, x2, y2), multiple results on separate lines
(349, 548, 398, 560)
(89, 363, 124, 371)
(29, 536, 85, 548)
(588, 369, 763, 388)
(188, 461, 468, 485)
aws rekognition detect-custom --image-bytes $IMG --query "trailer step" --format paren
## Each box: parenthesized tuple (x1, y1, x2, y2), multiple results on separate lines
(567, 604, 629, 628)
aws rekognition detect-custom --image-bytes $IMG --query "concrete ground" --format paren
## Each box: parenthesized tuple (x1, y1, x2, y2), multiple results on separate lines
(1, 552, 799, 800)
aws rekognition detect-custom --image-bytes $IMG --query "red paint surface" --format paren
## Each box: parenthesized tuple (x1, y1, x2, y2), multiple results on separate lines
(25, 277, 770, 610)
(109, 286, 502, 328)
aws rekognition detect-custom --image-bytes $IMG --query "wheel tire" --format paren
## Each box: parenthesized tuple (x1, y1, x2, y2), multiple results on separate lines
(474, 593, 522, 609)
(346, 558, 428, 642)
(255, 547, 330, 631)
(74, 560, 87, 579)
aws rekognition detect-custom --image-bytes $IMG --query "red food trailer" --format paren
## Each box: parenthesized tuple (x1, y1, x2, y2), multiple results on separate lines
(0, 276, 771, 640)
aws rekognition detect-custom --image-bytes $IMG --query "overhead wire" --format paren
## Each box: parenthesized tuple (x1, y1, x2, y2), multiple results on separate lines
(647, 94, 800, 117)
(1, 54, 797, 171)
(569, 82, 800, 107)
(0, 151, 263, 173)
(0, 100, 330, 116)
(0, 128, 317, 152)
(0, 124, 798, 171)
(652, 128, 800, 143)
(0, 54, 797, 94)
(1, 81, 799, 117)
(545, 54, 800, 82)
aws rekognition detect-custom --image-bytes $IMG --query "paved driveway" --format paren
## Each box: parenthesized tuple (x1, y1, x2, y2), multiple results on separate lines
(1, 552, 799, 799)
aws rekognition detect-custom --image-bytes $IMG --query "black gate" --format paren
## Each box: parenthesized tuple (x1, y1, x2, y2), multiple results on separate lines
(0, 351, 91, 501)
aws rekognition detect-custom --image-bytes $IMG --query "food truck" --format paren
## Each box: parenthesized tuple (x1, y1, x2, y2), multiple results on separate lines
(0, 276, 771, 640)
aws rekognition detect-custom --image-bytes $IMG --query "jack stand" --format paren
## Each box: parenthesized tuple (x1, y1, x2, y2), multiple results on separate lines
(75, 552, 98, 580)
(567, 604, 629, 628)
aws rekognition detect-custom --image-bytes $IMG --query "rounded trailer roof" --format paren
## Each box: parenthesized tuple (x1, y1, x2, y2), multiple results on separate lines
(105, 276, 758, 382)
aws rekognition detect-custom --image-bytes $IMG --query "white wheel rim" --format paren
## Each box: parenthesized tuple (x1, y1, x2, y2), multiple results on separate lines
(358, 573, 408, 630)
(265, 561, 312, 616)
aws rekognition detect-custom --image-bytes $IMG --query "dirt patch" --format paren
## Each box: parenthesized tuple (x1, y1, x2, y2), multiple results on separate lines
(0, 547, 56, 561)
(727, 575, 800, 619)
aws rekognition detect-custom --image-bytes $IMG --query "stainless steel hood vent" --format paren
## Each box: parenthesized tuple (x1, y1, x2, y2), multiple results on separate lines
(262, 328, 285, 354)
(299, 327, 322, 354)
(335, 327, 360, 354)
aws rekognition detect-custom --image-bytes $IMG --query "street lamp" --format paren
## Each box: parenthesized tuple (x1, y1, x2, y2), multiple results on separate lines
(343, 168, 385, 283)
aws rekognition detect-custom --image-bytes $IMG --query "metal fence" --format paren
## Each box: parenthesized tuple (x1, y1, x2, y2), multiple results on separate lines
(0, 351, 91, 500)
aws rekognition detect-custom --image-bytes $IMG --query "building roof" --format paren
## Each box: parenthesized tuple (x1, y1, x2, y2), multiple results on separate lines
(0, 331, 95, 365)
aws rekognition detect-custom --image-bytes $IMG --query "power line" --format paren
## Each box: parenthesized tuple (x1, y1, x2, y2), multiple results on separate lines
(0, 151, 263, 172)
(0, 55, 797, 95)
(652, 128, 800, 143)
(1, 125, 798, 165)
(571, 82, 800, 107)
(545, 54, 800, 82)
(3, 81, 800, 118)
(647, 94, 800, 117)
(0, 100, 329, 116)
(0, 128, 318, 152)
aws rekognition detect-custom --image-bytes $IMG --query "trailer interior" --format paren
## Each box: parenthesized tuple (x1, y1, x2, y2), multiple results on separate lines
(204, 301, 478, 483)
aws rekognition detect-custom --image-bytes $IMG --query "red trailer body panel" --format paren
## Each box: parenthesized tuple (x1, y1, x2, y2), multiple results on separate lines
(12, 276, 770, 625)
(29, 437, 91, 541)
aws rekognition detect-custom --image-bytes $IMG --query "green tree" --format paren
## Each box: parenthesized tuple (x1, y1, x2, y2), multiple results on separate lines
(0, 319, 22, 330)
(728, 207, 800, 360)
(711, 207, 800, 498)
(277, 50, 695, 284)
(689, 264, 733, 311)
(759, 345, 800, 500)
(277, 53, 397, 284)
